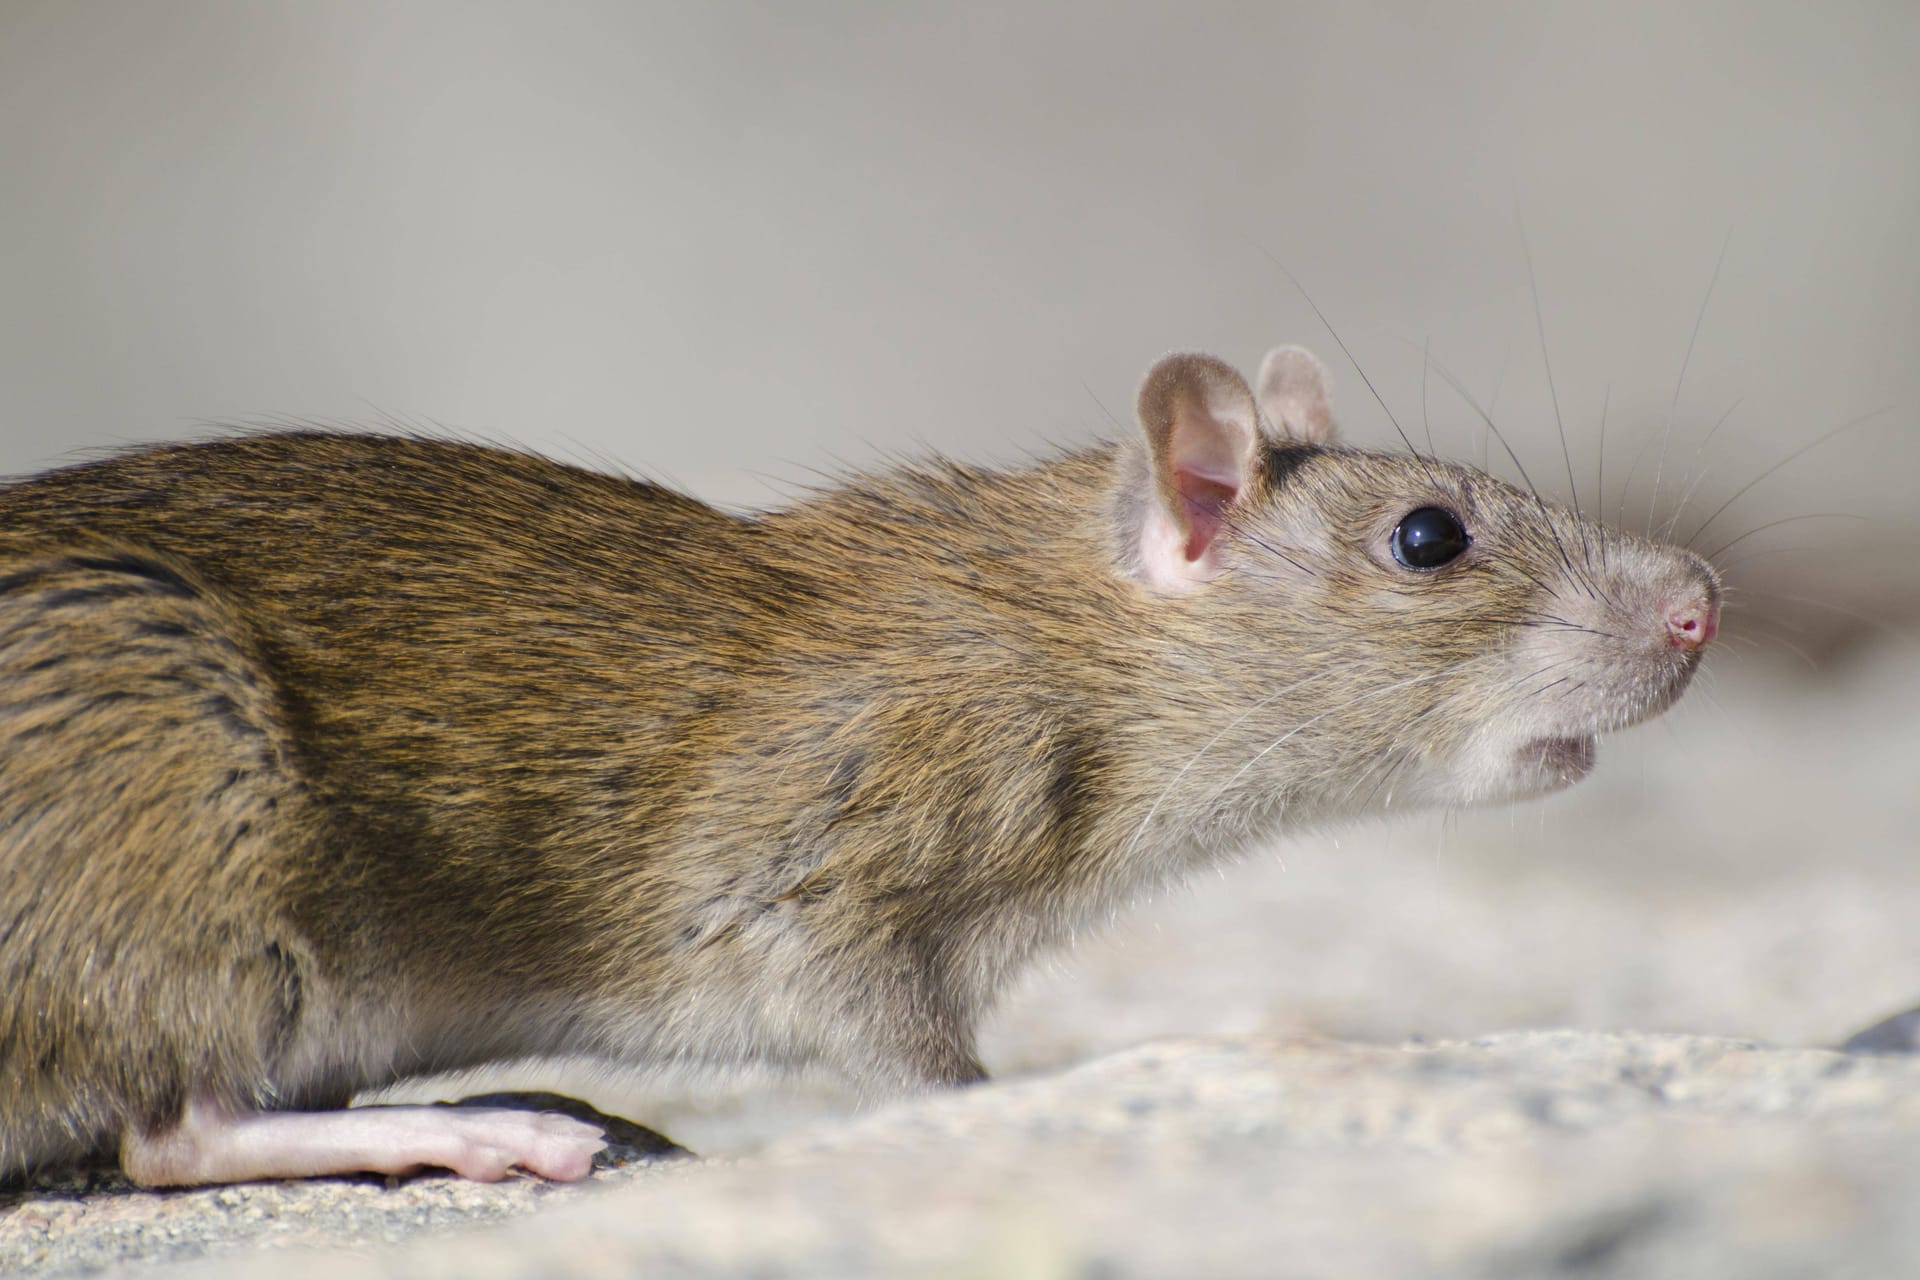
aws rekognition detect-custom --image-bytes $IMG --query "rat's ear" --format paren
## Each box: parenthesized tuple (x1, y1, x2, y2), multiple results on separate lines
(1255, 345, 1336, 445)
(1132, 352, 1263, 590)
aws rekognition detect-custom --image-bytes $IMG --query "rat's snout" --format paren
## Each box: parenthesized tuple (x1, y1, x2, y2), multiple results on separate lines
(1665, 589, 1720, 651)
(1574, 540, 1721, 675)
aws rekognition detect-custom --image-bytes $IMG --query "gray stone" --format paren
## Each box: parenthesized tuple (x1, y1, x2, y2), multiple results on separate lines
(7, 1031, 1920, 1279)
(1839, 1005, 1920, 1055)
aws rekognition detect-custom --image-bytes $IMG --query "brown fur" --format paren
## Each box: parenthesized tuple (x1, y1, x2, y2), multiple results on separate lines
(0, 350, 1717, 1180)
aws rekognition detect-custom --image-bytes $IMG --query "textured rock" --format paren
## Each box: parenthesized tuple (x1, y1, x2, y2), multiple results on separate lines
(7, 1032, 1920, 1279)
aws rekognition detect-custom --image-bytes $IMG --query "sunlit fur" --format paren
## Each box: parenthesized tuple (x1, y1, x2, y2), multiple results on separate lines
(0, 402, 1716, 1178)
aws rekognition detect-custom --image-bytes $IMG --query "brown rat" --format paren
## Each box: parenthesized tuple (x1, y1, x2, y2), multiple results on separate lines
(0, 346, 1719, 1186)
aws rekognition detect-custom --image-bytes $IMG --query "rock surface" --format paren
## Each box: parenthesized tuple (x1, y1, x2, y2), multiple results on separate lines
(7, 1032, 1920, 1279)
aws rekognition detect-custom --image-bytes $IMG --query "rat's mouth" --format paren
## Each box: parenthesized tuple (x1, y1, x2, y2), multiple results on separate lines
(1518, 734, 1597, 785)
(1440, 731, 1602, 806)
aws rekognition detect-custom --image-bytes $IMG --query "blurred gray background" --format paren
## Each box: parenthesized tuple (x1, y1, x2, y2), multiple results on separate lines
(3, 3, 1914, 605)
(2, 1, 1916, 1147)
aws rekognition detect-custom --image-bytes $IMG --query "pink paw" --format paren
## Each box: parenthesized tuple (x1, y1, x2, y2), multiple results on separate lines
(122, 1099, 610, 1186)
(407, 1107, 606, 1182)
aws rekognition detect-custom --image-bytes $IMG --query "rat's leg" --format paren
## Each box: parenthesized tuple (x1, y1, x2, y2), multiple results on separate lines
(0, 548, 338, 1177)
(121, 1099, 605, 1185)
(810, 935, 990, 1090)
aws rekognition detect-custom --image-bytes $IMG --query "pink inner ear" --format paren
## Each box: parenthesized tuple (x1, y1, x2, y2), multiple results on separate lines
(1175, 470, 1238, 562)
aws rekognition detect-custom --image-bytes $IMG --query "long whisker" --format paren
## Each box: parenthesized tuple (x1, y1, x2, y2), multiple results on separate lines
(1420, 334, 1435, 456)
(1516, 210, 1589, 568)
(1727, 588, 1917, 647)
(1649, 228, 1733, 536)
(1425, 356, 1598, 601)
(1233, 526, 1319, 579)
(1660, 397, 1744, 543)
(1616, 420, 1658, 539)
(1117, 665, 1354, 867)
(1716, 543, 1856, 574)
(1255, 250, 1445, 491)
(1685, 407, 1888, 547)
(1080, 382, 1130, 437)
(1704, 513, 1868, 562)
(1595, 383, 1610, 571)
(1716, 610, 1821, 671)
(1482, 341, 1514, 472)
(1206, 665, 1473, 805)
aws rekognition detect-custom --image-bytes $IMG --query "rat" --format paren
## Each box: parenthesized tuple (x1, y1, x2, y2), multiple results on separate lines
(0, 345, 1719, 1186)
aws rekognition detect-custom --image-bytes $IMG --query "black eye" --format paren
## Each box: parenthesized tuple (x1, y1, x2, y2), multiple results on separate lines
(1390, 507, 1470, 570)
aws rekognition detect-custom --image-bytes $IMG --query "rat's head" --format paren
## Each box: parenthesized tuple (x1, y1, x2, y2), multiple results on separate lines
(1111, 348, 1720, 826)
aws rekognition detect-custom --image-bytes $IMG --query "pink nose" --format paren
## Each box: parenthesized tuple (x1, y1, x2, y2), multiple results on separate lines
(1667, 595, 1720, 650)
